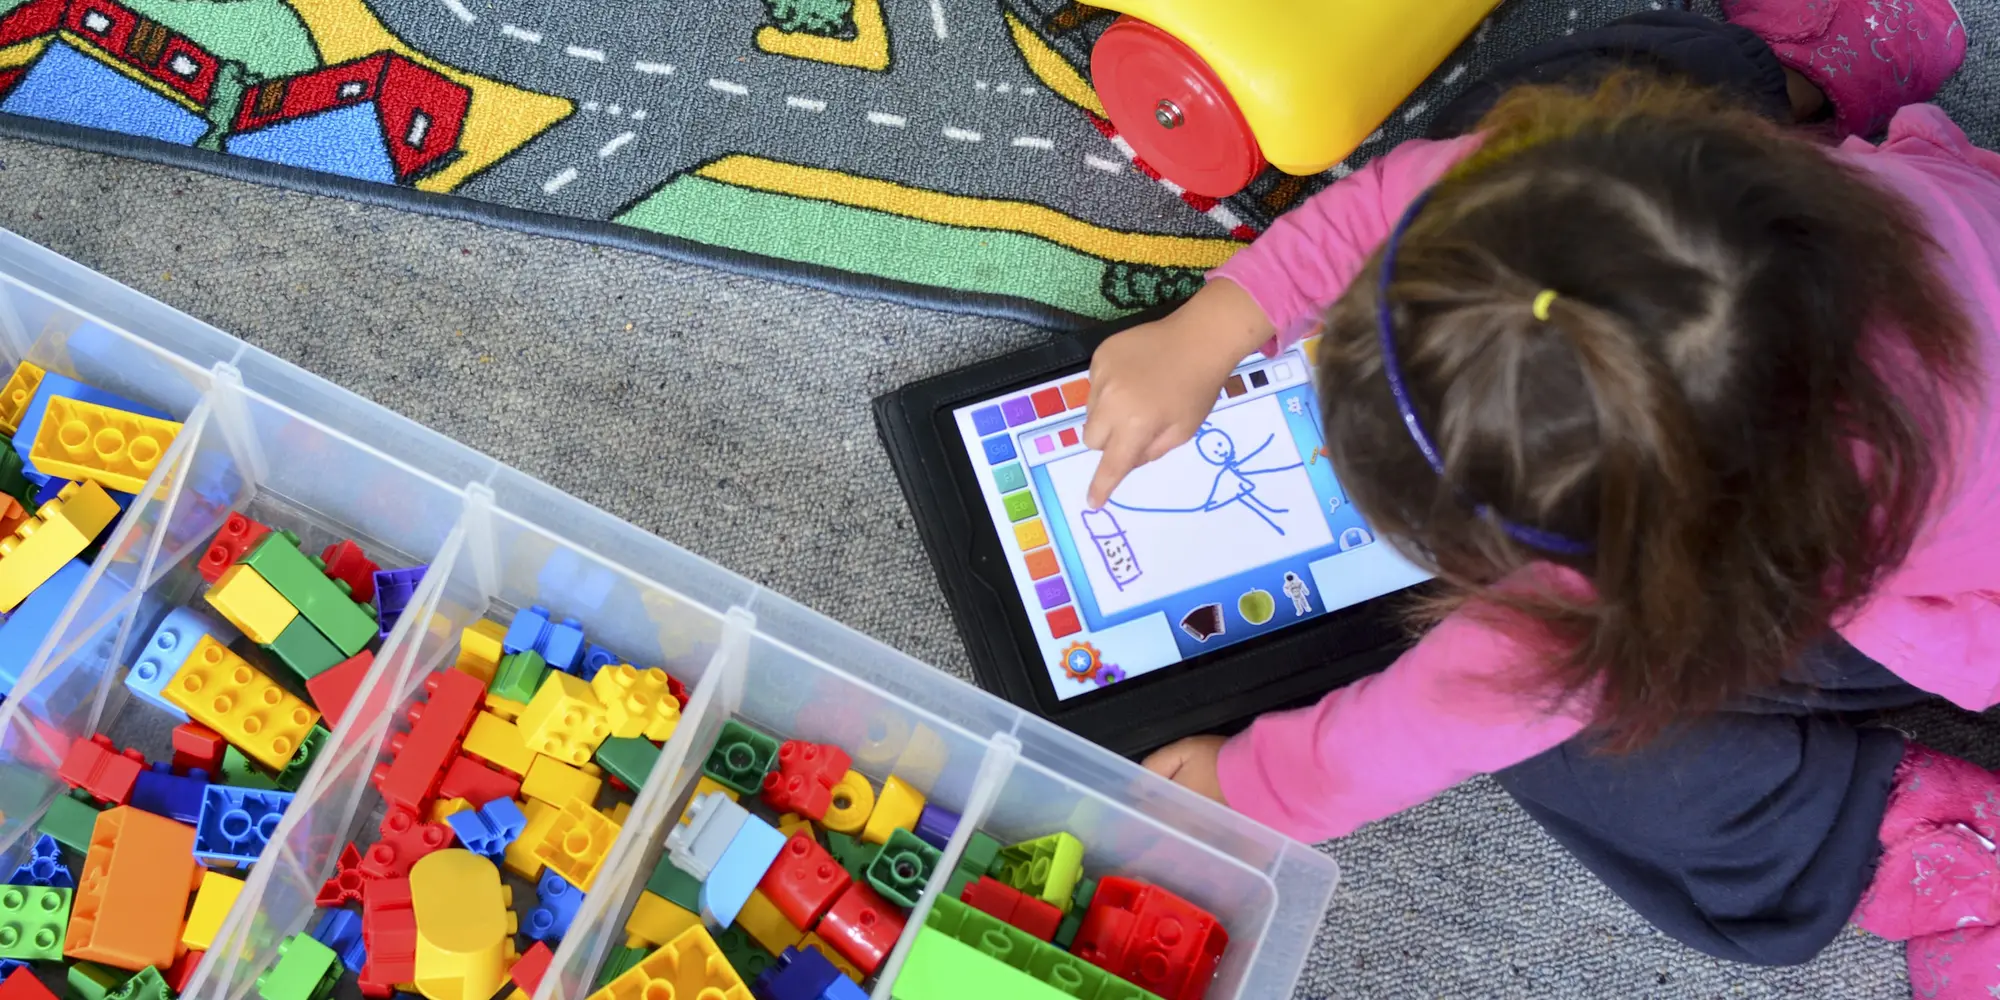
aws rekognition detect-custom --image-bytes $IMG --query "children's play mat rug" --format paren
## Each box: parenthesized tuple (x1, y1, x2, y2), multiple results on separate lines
(0, 0, 1670, 325)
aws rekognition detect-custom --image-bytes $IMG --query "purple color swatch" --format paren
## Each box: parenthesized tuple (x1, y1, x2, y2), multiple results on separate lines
(1001, 396, 1037, 427)
(1035, 577, 1070, 610)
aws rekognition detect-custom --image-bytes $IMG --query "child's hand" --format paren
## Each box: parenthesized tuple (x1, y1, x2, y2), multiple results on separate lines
(1142, 735, 1228, 804)
(1082, 280, 1274, 509)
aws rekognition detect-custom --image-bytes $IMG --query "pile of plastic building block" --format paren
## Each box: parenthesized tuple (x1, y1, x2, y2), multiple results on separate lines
(589, 720, 1231, 1000)
(282, 606, 685, 1000)
(0, 360, 184, 696)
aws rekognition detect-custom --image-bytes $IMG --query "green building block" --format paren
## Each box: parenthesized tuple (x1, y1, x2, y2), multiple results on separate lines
(595, 736, 662, 789)
(240, 532, 377, 656)
(256, 933, 343, 1000)
(906, 896, 1163, 1000)
(593, 944, 648, 990)
(0, 885, 72, 960)
(702, 720, 778, 795)
(645, 855, 701, 912)
(38, 793, 100, 854)
(68, 962, 124, 1000)
(0, 450, 37, 514)
(103, 967, 169, 1000)
(995, 832, 1085, 913)
(866, 828, 942, 909)
(222, 746, 280, 790)
(714, 925, 774, 982)
(1053, 911, 1083, 951)
(944, 867, 977, 901)
(276, 726, 328, 792)
(490, 649, 547, 704)
(962, 831, 1002, 877)
(826, 830, 879, 884)
(1071, 876, 1098, 912)
(265, 617, 345, 681)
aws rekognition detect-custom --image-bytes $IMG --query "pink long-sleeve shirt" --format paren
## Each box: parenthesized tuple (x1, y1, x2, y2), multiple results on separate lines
(1210, 105, 2000, 844)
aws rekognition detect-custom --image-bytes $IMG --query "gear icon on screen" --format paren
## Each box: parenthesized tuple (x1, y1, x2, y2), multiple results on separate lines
(1095, 665, 1128, 687)
(1059, 641, 1102, 682)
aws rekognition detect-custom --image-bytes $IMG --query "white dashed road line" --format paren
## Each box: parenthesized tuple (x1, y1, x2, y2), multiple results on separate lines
(565, 45, 606, 62)
(500, 23, 541, 44)
(928, 0, 949, 39)
(942, 126, 982, 143)
(1442, 64, 1467, 86)
(633, 61, 674, 75)
(543, 168, 578, 193)
(867, 111, 907, 128)
(442, 0, 475, 24)
(708, 78, 749, 95)
(1011, 135, 1054, 150)
(1084, 154, 1124, 174)
(1402, 101, 1429, 121)
(599, 132, 636, 158)
(786, 96, 827, 112)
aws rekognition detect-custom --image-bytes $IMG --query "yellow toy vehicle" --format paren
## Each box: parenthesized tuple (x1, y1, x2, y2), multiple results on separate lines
(1089, 0, 1501, 197)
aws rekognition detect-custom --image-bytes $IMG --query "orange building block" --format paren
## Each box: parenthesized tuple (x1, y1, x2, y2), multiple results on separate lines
(162, 635, 321, 770)
(587, 926, 749, 1000)
(64, 806, 201, 970)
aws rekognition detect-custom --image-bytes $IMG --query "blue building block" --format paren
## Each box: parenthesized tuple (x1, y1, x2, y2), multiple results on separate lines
(0, 559, 86, 695)
(539, 617, 584, 672)
(524, 871, 583, 942)
(195, 785, 295, 865)
(126, 606, 236, 721)
(753, 946, 840, 1000)
(914, 805, 960, 850)
(129, 763, 207, 824)
(371, 566, 426, 639)
(576, 643, 617, 682)
(700, 814, 787, 929)
(8, 370, 174, 468)
(501, 605, 549, 655)
(309, 908, 367, 974)
(819, 975, 868, 1000)
(0, 959, 25, 982)
(7, 835, 71, 888)
(445, 798, 525, 860)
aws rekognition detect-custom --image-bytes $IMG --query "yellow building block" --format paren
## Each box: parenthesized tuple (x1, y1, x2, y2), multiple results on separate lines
(531, 798, 619, 892)
(679, 777, 740, 826)
(502, 799, 558, 881)
(624, 890, 700, 948)
(821, 770, 875, 837)
(516, 671, 611, 765)
(521, 755, 603, 810)
(29, 396, 182, 494)
(861, 775, 925, 845)
(429, 798, 473, 823)
(607, 801, 632, 825)
(0, 361, 43, 434)
(163, 635, 321, 770)
(0, 480, 119, 612)
(589, 664, 680, 740)
(587, 926, 749, 1000)
(411, 849, 516, 1000)
(735, 890, 803, 957)
(800, 932, 864, 984)
(205, 563, 299, 645)
(776, 813, 816, 842)
(181, 869, 243, 951)
(484, 694, 525, 721)
(463, 712, 535, 776)
(455, 619, 507, 685)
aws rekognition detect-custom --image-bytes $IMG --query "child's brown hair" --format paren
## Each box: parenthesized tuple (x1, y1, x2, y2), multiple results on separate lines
(1317, 76, 1976, 749)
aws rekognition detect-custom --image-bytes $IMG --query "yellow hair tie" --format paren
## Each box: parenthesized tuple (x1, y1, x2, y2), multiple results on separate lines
(1532, 289, 1559, 322)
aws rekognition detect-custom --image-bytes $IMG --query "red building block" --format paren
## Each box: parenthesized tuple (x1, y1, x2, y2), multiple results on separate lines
(760, 740, 851, 821)
(318, 540, 379, 604)
(436, 755, 521, 807)
(510, 940, 553, 994)
(170, 722, 226, 775)
(369, 669, 483, 813)
(667, 675, 689, 710)
(1072, 877, 1229, 1000)
(757, 831, 850, 929)
(317, 843, 368, 906)
(361, 876, 418, 998)
(817, 882, 904, 978)
(57, 734, 145, 804)
(198, 512, 272, 583)
(357, 805, 455, 880)
(305, 650, 373, 729)
(164, 949, 203, 994)
(961, 876, 1061, 942)
(0, 967, 56, 1000)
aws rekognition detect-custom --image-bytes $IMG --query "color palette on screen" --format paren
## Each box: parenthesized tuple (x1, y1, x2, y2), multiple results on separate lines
(969, 377, 1091, 641)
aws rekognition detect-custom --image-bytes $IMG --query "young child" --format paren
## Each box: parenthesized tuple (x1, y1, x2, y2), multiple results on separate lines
(1083, 3, 2000, 994)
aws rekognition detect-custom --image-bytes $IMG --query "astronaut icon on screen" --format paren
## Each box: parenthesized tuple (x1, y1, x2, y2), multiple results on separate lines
(1283, 572, 1312, 616)
(1338, 526, 1374, 551)
(1081, 507, 1143, 590)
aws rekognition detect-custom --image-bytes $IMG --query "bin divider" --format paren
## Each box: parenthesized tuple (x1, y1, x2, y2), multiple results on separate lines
(0, 278, 33, 360)
(204, 361, 269, 488)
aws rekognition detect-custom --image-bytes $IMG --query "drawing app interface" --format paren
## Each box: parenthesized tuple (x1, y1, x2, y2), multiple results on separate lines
(954, 343, 1432, 701)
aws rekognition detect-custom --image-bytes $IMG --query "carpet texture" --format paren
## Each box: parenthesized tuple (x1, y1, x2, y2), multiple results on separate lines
(2, 0, 1997, 996)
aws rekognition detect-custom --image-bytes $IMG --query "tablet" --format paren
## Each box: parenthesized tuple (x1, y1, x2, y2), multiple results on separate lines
(877, 314, 1432, 755)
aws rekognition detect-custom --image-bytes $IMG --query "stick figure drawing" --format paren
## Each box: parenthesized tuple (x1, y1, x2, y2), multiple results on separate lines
(1097, 423, 1306, 534)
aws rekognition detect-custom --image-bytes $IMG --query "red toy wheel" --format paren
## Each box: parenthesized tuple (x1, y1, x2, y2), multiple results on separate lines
(1090, 16, 1266, 199)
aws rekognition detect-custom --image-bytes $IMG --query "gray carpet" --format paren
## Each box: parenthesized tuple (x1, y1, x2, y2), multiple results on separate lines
(1, 1, 1997, 996)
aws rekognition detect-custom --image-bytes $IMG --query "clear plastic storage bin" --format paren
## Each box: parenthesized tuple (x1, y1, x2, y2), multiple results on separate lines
(0, 227, 1338, 1000)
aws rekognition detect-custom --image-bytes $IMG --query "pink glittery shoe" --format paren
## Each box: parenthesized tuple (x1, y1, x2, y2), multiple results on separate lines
(1723, 0, 1967, 138)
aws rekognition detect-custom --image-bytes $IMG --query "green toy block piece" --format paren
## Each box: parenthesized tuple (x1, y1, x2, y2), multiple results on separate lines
(256, 933, 343, 1000)
(961, 831, 1002, 877)
(489, 649, 547, 704)
(866, 828, 941, 909)
(276, 725, 328, 792)
(0, 885, 72, 960)
(240, 532, 377, 656)
(103, 967, 169, 1000)
(1053, 911, 1083, 951)
(222, 746, 280, 790)
(0, 450, 37, 514)
(595, 735, 661, 789)
(1071, 876, 1098, 913)
(894, 928, 1073, 1000)
(912, 896, 1163, 1000)
(995, 832, 1085, 913)
(68, 962, 124, 1000)
(944, 867, 976, 901)
(38, 793, 100, 854)
(592, 944, 648, 990)
(265, 617, 345, 682)
(702, 720, 778, 795)
(826, 830, 878, 884)
(714, 925, 773, 983)
(645, 854, 701, 912)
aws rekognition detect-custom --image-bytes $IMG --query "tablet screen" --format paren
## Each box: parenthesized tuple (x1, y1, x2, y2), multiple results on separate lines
(951, 341, 1432, 701)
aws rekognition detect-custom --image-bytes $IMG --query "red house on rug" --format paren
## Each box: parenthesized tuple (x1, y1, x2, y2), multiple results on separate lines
(232, 53, 470, 184)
